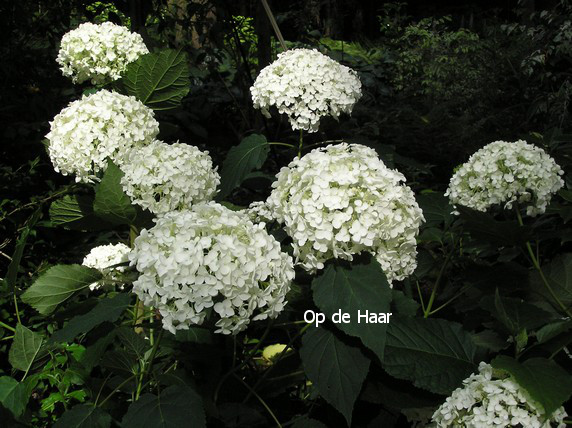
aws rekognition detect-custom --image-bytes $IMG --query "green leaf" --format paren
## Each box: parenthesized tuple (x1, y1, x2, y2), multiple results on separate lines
(50, 195, 111, 231)
(9, 324, 43, 374)
(21, 264, 102, 315)
(0, 376, 29, 418)
(300, 327, 370, 426)
(311, 258, 392, 360)
(123, 49, 190, 110)
(391, 289, 420, 317)
(121, 385, 205, 428)
(291, 417, 327, 428)
(175, 328, 213, 344)
(53, 404, 111, 428)
(417, 191, 454, 228)
(3, 209, 41, 292)
(457, 205, 530, 246)
(79, 331, 116, 371)
(536, 319, 572, 343)
(218, 134, 269, 199)
(383, 317, 477, 395)
(51, 293, 131, 343)
(491, 356, 572, 416)
(531, 253, 572, 309)
(472, 330, 509, 353)
(93, 161, 137, 225)
(117, 327, 149, 359)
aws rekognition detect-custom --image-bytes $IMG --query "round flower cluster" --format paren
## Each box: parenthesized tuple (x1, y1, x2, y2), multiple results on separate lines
(57, 22, 149, 85)
(446, 140, 564, 216)
(82, 243, 131, 290)
(120, 140, 220, 215)
(129, 202, 295, 335)
(250, 48, 362, 132)
(266, 143, 424, 282)
(46, 90, 159, 183)
(432, 362, 567, 427)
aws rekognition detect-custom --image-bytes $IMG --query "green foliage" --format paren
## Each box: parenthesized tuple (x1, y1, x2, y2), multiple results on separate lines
(54, 405, 111, 428)
(93, 161, 138, 225)
(122, 49, 191, 111)
(9, 324, 44, 373)
(0, 376, 30, 418)
(50, 195, 111, 231)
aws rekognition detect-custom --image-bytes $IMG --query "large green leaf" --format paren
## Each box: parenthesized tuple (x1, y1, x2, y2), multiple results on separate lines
(383, 317, 477, 395)
(311, 258, 392, 361)
(9, 324, 43, 374)
(457, 205, 530, 246)
(123, 49, 190, 110)
(0, 376, 29, 418)
(417, 191, 454, 228)
(492, 356, 572, 417)
(300, 327, 370, 426)
(531, 253, 572, 309)
(51, 293, 131, 343)
(121, 385, 205, 428)
(54, 404, 111, 428)
(50, 195, 111, 231)
(3, 209, 41, 292)
(93, 161, 138, 225)
(218, 134, 269, 199)
(21, 264, 102, 315)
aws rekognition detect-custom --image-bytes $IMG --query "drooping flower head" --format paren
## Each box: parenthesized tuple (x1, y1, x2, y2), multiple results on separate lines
(446, 140, 564, 216)
(57, 22, 149, 85)
(432, 362, 567, 427)
(250, 48, 362, 132)
(46, 90, 159, 183)
(129, 202, 294, 335)
(82, 243, 131, 290)
(265, 143, 424, 283)
(120, 140, 220, 215)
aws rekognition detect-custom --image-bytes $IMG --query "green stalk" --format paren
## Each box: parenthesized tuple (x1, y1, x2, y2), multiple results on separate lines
(298, 130, 303, 158)
(423, 247, 454, 318)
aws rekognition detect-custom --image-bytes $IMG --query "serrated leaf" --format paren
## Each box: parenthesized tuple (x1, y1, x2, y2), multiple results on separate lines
(117, 327, 149, 359)
(9, 324, 43, 374)
(536, 319, 572, 343)
(51, 293, 130, 343)
(300, 327, 370, 426)
(93, 161, 137, 225)
(123, 49, 190, 110)
(492, 356, 572, 416)
(0, 376, 29, 418)
(457, 205, 530, 246)
(53, 404, 111, 428)
(50, 195, 111, 231)
(311, 258, 391, 360)
(218, 134, 269, 199)
(391, 290, 420, 317)
(383, 317, 477, 395)
(531, 253, 572, 309)
(417, 192, 454, 228)
(121, 385, 205, 428)
(21, 264, 102, 315)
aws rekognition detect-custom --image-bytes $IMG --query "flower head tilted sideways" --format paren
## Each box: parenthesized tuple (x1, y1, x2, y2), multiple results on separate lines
(445, 140, 564, 216)
(82, 243, 131, 291)
(250, 48, 362, 132)
(265, 143, 424, 283)
(129, 202, 295, 335)
(46, 90, 159, 183)
(120, 140, 220, 215)
(57, 22, 149, 85)
(432, 362, 567, 427)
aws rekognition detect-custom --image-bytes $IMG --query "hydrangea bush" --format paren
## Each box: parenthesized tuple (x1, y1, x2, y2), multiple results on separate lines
(46, 89, 159, 183)
(250, 48, 362, 132)
(446, 140, 564, 216)
(129, 202, 294, 335)
(432, 363, 567, 427)
(120, 140, 220, 215)
(57, 22, 149, 85)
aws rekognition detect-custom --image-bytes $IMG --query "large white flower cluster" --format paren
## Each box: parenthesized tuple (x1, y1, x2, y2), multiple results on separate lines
(82, 243, 131, 290)
(432, 362, 567, 427)
(446, 140, 564, 216)
(46, 90, 159, 183)
(57, 22, 149, 85)
(129, 202, 294, 335)
(265, 143, 424, 282)
(250, 48, 362, 132)
(120, 140, 220, 215)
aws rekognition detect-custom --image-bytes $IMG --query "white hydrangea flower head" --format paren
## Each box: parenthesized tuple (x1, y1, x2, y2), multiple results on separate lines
(46, 90, 159, 183)
(432, 362, 567, 427)
(57, 22, 149, 85)
(82, 243, 131, 290)
(129, 202, 295, 335)
(445, 140, 564, 216)
(120, 140, 220, 215)
(245, 200, 274, 224)
(266, 143, 424, 283)
(250, 48, 362, 132)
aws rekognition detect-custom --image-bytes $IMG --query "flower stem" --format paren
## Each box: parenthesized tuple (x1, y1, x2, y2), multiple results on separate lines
(514, 207, 572, 317)
(0, 320, 15, 333)
(298, 130, 303, 158)
(424, 244, 455, 318)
